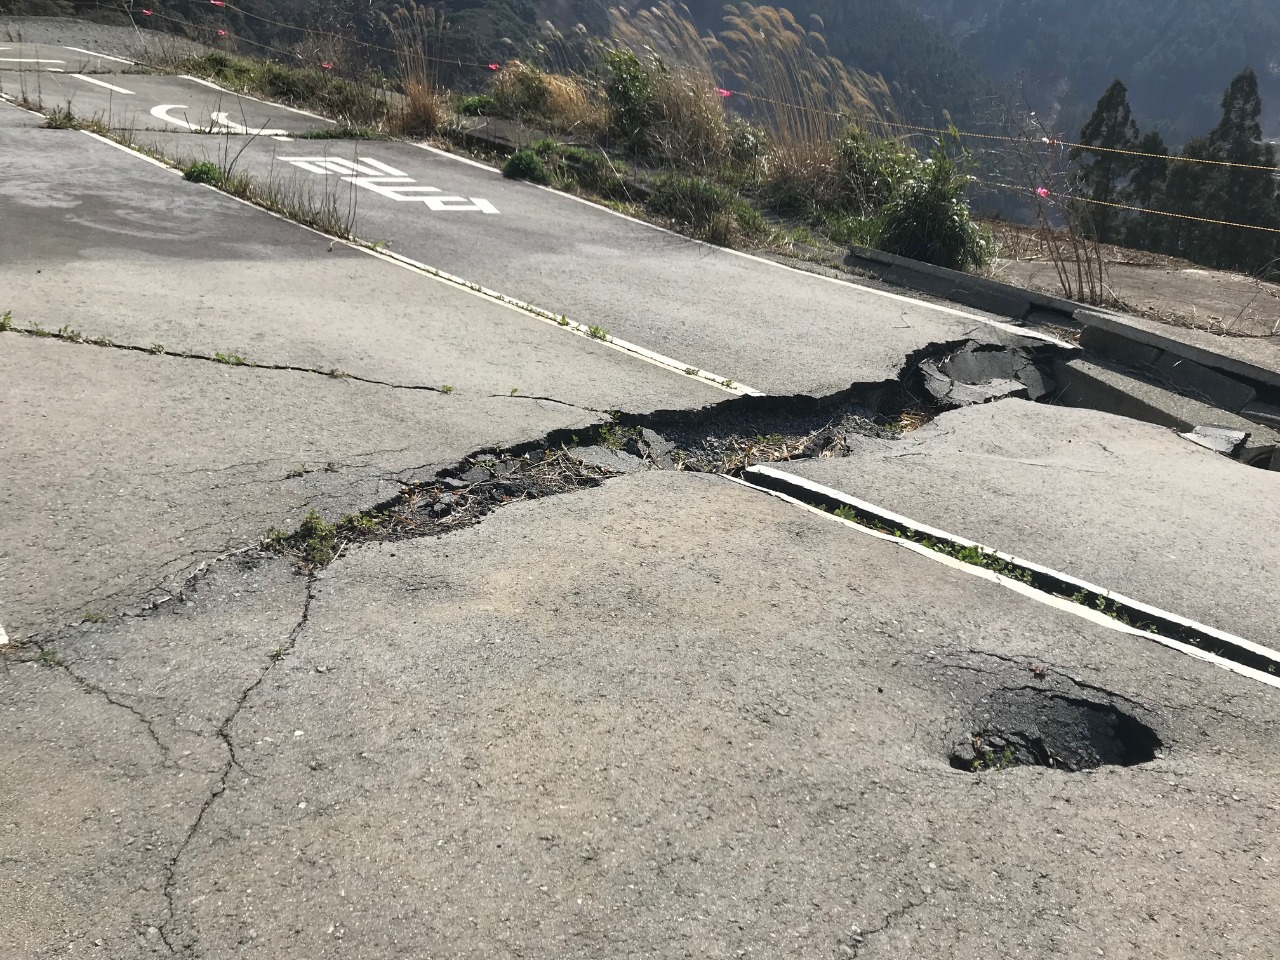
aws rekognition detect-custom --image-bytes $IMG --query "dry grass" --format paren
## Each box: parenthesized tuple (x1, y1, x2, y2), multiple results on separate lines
(489, 60, 607, 135)
(608, 3, 729, 166)
(385, 1, 451, 136)
(713, 5, 896, 143)
(394, 80, 449, 136)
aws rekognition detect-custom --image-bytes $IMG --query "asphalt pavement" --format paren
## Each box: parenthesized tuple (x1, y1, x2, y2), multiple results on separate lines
(8, 473, 1279, 959)
(4, 20, 1280, 960)
(776, 401, 1280, 651)
(0, 107, 724, 639)
(4, 64, 1052, 395)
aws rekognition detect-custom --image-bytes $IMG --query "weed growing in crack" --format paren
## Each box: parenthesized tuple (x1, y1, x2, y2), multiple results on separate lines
(587, 325, 609, 341)
(557, 315, 570, 327)
(150, 343, 164, 354)
(81, 612, 104, 624)
(39, 648, 65, 667)
(441, 385, 455, 394)
(214, 352, 247, 366)
(0, 311, 12, 332)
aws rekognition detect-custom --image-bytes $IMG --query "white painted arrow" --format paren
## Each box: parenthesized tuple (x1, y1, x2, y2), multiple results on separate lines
(210, 112, 288, 136)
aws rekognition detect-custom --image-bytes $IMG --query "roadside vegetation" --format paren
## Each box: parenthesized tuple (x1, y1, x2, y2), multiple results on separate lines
(133, 1, 990, 271)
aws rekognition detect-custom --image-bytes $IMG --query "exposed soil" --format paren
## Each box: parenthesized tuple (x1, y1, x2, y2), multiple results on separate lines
(987, 220, 1280, 339)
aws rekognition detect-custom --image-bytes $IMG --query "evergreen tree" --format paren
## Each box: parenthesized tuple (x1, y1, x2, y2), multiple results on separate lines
(1120, 129, 1169, 249)
(1206, 68, 1279, 269)
(1072, 79, 1140, 242)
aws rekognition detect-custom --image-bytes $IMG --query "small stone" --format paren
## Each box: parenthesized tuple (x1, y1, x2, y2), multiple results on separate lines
(639, 428, 676, 458)
(458, 466, 492, 484)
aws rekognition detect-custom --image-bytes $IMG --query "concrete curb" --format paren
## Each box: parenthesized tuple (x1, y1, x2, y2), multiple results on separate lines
(846, 244, 1084, 321)
(1075, 307, 1280, 392)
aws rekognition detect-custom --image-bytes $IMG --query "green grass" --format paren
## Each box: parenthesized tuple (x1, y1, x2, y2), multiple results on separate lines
(294, 126, 389, 140)
(183, 161, 223, 186)
(214, 351, 247, 365)
(587, 325, 609, 340)
(177, 52, 390, 127)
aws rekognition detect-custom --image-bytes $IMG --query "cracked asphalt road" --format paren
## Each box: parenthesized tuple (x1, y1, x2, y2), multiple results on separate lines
(3, 22, 1280, 960)
(7, 475, 1280, 959)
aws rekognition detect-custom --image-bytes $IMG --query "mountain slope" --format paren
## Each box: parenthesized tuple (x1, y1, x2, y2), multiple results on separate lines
(912, 0, 1280, 142)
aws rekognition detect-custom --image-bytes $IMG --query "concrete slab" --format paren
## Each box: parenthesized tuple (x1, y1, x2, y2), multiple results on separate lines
(1054, 356, 1280, 463)
(121, 123, 1053, 396)
(14, 472, 1275, 959)
(0, 121, 725, 411)
(776, 401, 1280, 649)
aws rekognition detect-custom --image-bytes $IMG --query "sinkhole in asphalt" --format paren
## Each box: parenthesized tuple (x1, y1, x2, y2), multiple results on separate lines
(949, 688, 1162, 773)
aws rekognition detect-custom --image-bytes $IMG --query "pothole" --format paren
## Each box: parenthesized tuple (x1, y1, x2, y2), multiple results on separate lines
(949, 688, 1162, 773)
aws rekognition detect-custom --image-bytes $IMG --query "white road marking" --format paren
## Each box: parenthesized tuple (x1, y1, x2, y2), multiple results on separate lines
(150, 104, 202, 131)
(739, 465, 1280, 689)
(181, 74, 333, 122)
(71, 74, 134, 94)
(64, 45, 134, 64)
(0, 622, 8, 646)
(80, 129, 182, 173)
(279, 155, 498, 212)
(271, 135, 293, 142)
(210, 111, 287, 136)
(0, 57, 64, 62)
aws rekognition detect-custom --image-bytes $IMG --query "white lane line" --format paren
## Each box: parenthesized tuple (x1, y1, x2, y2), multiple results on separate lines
(272, 135, 293, 142)
(412, 144, 1072, 348)
(180, 74, 333, 122)
(64, 45, 134, 64)
(414, 142, 501, 173)
(80, 130, 182, 173)
(739, 465, 1280, 690)
(368, 246, 754, 395)
(71, 74, 134, 94)
(0, 57, 64, 62)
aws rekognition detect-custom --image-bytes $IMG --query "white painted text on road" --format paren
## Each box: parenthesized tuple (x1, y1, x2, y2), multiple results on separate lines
(279, 156, 499, 213)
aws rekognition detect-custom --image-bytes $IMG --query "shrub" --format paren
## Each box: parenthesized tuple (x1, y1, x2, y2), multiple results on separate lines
(835, 129, 921, 213)
(603, 49, 727, 166)
(490, 61, 603, 134)
(490, 61, 552, 117)
(876, 149, 991, 270)
(183, 161, 223, 185)
(647, 174, 734, 228)
(727, 118, 769, 167)
(604, 49, 658, 152)
(503, 149, 551, 184)
(458, 93, 498, 116)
